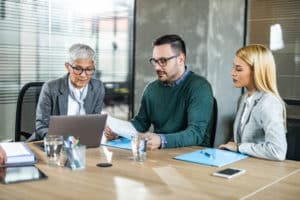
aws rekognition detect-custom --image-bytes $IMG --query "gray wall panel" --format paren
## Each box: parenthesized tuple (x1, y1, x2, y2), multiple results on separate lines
(135, 0, 245, 146)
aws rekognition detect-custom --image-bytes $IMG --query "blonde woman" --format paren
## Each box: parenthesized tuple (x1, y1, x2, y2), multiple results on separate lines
(219, 44, 287, 161)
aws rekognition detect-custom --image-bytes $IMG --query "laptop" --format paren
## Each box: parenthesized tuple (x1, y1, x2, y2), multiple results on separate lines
(48, 114, 107, 148)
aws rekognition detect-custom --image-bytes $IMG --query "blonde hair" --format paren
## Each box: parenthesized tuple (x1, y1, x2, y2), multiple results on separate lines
(236, 44, 286, 124)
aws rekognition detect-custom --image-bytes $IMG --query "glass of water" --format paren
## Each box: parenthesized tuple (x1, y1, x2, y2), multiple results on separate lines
(131, 135, 147, 162)
(44, 135, 64, 166)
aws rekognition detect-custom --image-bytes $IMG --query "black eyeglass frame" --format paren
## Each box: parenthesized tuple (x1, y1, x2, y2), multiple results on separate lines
(149, 55, 178, 67)
(69, 64, 95, 75)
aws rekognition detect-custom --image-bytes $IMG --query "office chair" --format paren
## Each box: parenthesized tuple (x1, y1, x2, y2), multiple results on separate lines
(286, 118, 300, 161)
(15, 82, 44, 141)
(209, 97, 218, 147)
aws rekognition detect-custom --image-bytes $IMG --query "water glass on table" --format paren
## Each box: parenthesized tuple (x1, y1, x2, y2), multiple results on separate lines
(131, 135, 147, 162)
(44, 135, 64, 166)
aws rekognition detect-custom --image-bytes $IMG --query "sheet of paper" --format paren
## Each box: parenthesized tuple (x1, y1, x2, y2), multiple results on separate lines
(0, 142, 31, 157)
(106, 116, 137, 139)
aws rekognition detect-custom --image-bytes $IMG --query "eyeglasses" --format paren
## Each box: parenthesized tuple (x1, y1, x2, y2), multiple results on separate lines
(149, 55, 178, 67)
(69, 64, 95, 75)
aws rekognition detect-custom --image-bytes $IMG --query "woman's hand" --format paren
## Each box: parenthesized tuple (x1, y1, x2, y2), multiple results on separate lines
(219, 141, 238, 152)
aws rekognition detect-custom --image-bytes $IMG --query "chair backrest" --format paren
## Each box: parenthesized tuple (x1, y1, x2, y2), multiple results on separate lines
(15, 82, 44, 141)
(286, 118, 300, 161)
(209, 97, 218, 147)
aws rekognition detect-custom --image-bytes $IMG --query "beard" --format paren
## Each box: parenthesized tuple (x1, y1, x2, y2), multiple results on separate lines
(156, 70, 168, 81)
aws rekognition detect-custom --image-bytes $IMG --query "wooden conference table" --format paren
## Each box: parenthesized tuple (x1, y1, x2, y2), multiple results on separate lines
(0, 144, 299, 200)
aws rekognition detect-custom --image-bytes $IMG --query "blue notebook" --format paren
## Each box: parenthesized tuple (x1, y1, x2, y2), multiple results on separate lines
(174, 148, 248, 167)
(103, 138, 131, 150)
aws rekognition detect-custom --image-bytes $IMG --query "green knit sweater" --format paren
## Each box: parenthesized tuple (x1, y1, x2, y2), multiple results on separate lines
(131, 71, 213, 148)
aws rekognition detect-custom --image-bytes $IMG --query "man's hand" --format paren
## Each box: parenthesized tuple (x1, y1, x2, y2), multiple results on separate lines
(218, 141, 238, 152)
(0, 145, 7, 164)
(144, 132, 161, 150)
(104, 126, 119, 141)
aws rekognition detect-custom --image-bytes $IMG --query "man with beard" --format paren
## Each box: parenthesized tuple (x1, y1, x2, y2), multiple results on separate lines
(105, 34, 213, 150)
(28, 43, 105, 141)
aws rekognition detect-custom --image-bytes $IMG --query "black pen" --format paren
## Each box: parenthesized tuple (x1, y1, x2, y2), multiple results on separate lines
(204, 152, 212, 158)
(200, 150, 212, 158)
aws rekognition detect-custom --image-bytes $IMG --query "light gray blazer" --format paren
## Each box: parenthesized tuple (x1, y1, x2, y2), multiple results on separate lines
(28, 74, 105, 141)
(234, 91, 287, 161)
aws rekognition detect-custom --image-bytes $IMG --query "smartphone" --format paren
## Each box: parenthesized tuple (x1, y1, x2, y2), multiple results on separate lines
(212, 168, 245, 179)
(0, 166, 48, 184)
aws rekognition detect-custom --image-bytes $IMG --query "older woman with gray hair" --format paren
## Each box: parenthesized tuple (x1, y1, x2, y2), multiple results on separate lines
(28, 43, 105, 141)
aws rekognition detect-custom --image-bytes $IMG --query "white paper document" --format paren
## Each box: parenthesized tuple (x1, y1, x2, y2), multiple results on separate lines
(1, 142, 31, 157)
(107, 116, 137, 139)
(0, 142, 36, 166)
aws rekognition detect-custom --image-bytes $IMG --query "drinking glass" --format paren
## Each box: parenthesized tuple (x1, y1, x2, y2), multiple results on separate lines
(131, 135, 147, 162)
(44, 135, 64, 166)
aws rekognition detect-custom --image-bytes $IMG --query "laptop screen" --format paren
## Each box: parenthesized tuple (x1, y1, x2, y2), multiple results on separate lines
(48, 114, 107, 148)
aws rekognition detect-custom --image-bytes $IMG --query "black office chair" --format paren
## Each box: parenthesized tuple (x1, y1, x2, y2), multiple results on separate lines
(286, 118, 300, 161)
(15, 82, 44, 141)
(209, 97, 218, 147)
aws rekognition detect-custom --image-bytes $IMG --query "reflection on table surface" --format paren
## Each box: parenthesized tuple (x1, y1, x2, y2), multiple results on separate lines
(0, 145, 299, 200)
(0, 165, 47, 184)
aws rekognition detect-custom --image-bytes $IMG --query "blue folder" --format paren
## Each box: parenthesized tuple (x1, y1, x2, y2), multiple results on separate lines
(174, 148, 248, 167)
(103, 138, 131, 150)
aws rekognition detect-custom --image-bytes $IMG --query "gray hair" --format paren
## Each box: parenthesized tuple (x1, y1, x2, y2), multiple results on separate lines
(68, 43, 96, 64)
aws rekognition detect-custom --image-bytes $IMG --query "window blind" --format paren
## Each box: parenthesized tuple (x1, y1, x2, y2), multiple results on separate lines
(0, 0, 134, 104)
(248, 0, 300, 101)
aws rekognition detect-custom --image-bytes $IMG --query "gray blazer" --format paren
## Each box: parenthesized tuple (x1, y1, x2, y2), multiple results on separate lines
(234, 91, 287, 161)
(28, 74, 105, 141)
